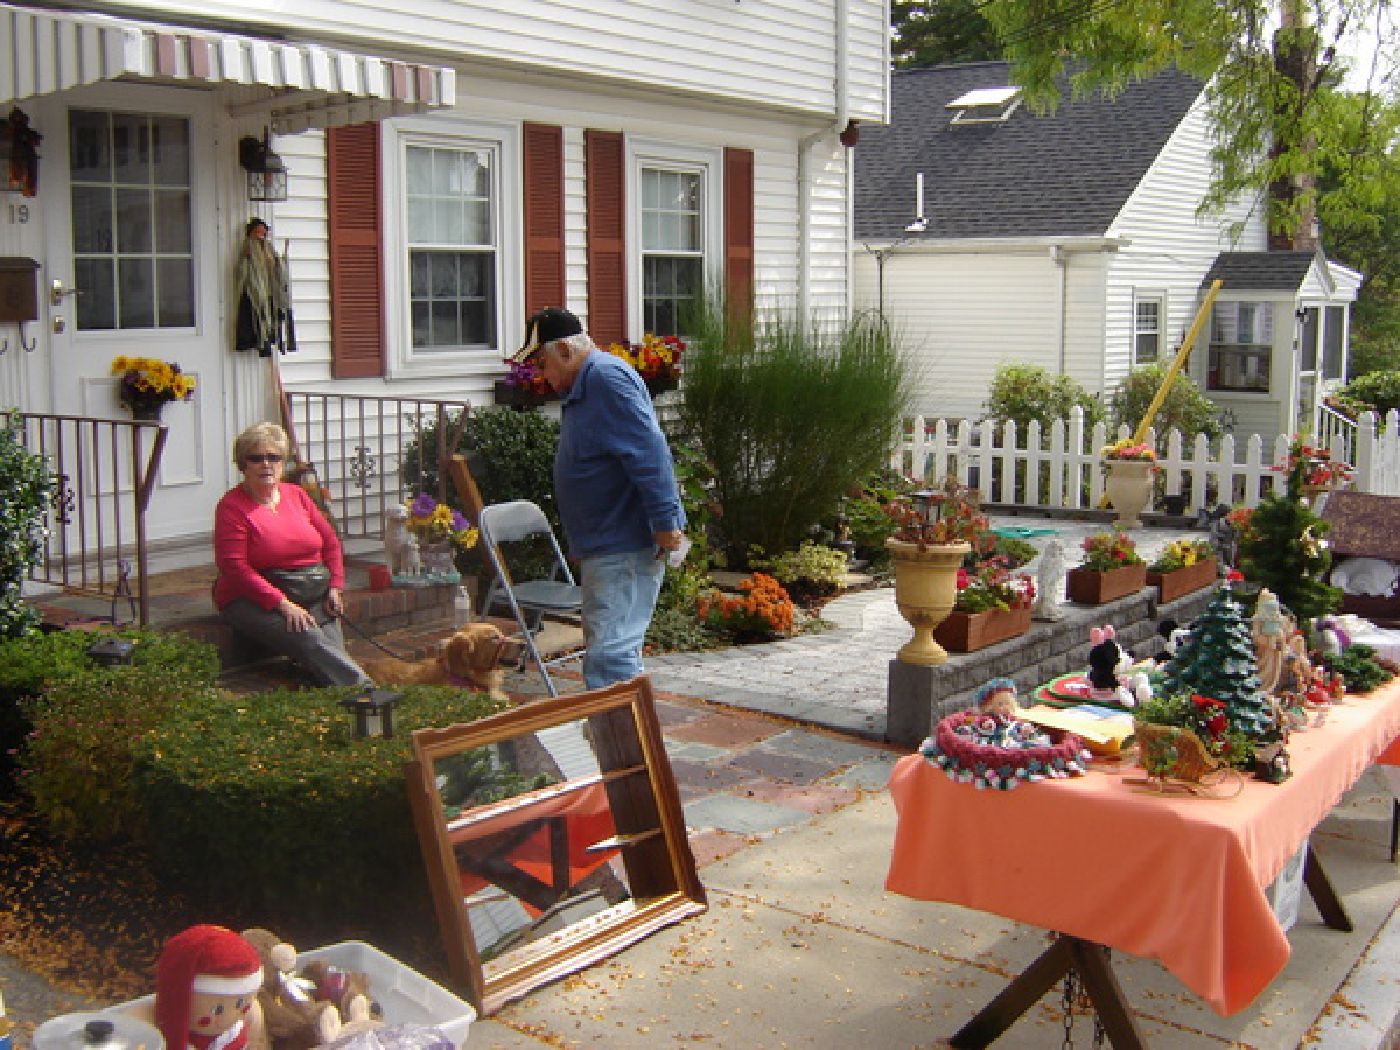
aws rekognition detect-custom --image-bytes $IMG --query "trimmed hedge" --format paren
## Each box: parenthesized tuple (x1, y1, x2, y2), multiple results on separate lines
(136, 685, 509, 930)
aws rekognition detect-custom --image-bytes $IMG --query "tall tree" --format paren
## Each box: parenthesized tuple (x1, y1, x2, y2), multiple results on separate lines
(980, 0, 1398, 249)
(892, 0, 1003, 68)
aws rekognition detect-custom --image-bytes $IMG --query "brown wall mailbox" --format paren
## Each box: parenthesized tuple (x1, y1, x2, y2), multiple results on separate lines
(0, 257, 40, 323)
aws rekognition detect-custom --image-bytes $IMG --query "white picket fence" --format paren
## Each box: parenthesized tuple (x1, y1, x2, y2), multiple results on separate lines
(892, 407, 1400, 513)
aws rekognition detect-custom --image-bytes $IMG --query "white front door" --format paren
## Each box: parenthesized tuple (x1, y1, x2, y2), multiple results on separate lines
(39, 83, 228, 541)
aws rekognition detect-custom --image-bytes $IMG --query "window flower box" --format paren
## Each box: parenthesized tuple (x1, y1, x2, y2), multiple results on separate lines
(1066, 563, 1147, 605)
(933, 605, 1032, 653)
(1147, 558, 1218, 603)
(492, 380, 556, 410)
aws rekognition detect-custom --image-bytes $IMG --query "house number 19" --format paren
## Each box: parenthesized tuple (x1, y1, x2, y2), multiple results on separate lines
(6, 203, 30, 224)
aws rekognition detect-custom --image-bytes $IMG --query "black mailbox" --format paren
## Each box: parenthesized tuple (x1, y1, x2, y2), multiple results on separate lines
(0, 257, 39, 323)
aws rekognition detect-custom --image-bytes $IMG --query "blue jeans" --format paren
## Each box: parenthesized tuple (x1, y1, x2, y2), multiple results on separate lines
(578, 549, 666, 689)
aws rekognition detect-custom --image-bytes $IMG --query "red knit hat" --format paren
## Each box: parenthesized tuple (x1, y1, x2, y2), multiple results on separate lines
(155, 925, 263, 1050)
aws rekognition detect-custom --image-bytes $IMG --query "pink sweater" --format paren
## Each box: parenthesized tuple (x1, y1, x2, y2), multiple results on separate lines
(212, 482, 346, 611)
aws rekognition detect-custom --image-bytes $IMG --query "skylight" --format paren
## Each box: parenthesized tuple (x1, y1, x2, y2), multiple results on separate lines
(946, 85, 1022, 125)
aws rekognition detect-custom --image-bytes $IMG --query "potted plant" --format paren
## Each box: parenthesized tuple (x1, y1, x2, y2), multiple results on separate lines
(404, 493, 480, 579)
(1274, 437, 1353, 504)
(933, 556, 1036, 652)
(883, 477, 987, 665)
(607, 333, 685, 396)
(493, 359, 557, 410)
(1146, 538, 1218, 603)
(1101, 437, 1158, 529)
(110, 355, 196, 420)
(1066, 530, 1147, 604)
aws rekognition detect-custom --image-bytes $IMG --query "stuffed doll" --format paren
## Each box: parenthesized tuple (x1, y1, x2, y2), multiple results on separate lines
(298, 960, 377, 1027)
(1086, 626, 1144, 707)
(240, 929, 343, 1050)
(972, 676, 1020, 718)
(155, 925, 266, 1050)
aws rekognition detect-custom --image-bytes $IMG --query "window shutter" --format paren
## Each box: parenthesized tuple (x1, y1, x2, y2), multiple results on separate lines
(724, 147, 755, 315)
(585, 129, 626, 346)
(327, 123, 385, 378)
(523, 123, 566, 317)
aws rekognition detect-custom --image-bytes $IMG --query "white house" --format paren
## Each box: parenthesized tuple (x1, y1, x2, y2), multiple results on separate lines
(0, 0, 888, 546)
(852, 61, 1360, 446)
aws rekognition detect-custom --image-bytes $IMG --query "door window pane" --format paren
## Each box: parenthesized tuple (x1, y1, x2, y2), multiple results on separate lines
(70, 110, 195, 330)
(1324, 306, 1345, 379)
(406, 144, 497, 352)
(1300, 307, 1319, 372)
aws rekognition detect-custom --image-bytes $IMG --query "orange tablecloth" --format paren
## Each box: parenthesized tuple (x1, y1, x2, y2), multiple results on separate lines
(887, 678, 1400, 1017)
(1377, 735, 1400, 766)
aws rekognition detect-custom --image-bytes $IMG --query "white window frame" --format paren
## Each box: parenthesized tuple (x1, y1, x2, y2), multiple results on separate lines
(1207, 299, 1275, 395)
(1131, 291, 1166, 366)
(626, 139, 723, 340)
(382, 118, 521, 378)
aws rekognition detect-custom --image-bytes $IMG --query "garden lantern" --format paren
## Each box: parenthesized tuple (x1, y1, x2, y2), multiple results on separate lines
(87, 637, 135, 667)
(339, 687, 403, 739)
(910, 488, 944, 531)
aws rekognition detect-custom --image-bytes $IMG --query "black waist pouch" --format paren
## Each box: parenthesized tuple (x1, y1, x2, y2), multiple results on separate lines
(261, 563, 331, 606)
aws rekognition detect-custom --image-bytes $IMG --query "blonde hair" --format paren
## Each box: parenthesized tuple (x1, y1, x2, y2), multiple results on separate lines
(233, 421, 290, 467)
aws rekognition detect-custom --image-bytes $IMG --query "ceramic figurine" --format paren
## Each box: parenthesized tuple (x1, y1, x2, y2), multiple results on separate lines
(1252, 588, 1288, 694)
(1032, 539, 1067, 621)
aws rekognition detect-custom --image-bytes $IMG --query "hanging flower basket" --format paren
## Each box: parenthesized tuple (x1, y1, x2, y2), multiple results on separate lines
(933, 605, 1032, 653)
(1065, 563, 1147, 605)
(1147, 558, 1218, 603)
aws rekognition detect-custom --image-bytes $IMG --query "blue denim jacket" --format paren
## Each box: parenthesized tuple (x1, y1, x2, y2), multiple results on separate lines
(554, 350, 685, 556)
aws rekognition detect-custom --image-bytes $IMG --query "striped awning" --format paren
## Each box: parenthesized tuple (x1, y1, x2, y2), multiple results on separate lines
(0, 3, 456, 133)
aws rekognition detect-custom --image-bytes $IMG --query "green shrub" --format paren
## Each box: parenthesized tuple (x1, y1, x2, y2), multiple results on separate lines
(1337, 371, 1400, 418)
(1324, 643, 1394, 694)
(752, 542, 849, 602)
(1108, 364, 1221, 448)
(0, 410, 53, 640)
(983, 364, 1105, 433)
(678, 296, 911, 562)
(645, 605, 720, 652)
(137, 685, 509, 930)
(20, 663, 216, 841)
(991, 535, 1038, 568)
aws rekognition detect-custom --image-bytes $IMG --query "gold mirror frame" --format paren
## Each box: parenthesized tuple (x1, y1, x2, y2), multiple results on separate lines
(405, 676, 707, 1015)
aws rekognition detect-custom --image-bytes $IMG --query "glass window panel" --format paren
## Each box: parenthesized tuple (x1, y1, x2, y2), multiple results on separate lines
(1324, 306, 1345, 379)
(433, 149, 456, 194)
(157, 259, 194, 327)
(463, 201, 491, 245)
(150, 117, 189, 186)
(69, 110, 111, 182)
(118, 258, 154, 328)
(111, 113, 150, 185)
(116, 188, 152, 253)
(460, 255, 485, 297)
(1300, 307, 1319, 372)
(407, 147, 432, 195)
(430, 253, 459, 297)
(469, 152, 491, 197)
(71, 186, 113, 253)
(434, 199, 465, 245)
(154, 191, 191, 253)
(411, 301, 431, 345)
(430, 300, 458, 345)
(75, 258, 115, 330)
(642, 211, 660, 248)
(410, 251, 430, 297)
(462, 299, 492, 345)
(407, 199, 435, 243)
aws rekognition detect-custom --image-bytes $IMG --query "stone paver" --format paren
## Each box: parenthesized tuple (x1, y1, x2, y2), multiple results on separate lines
(682, 793, 811, 835)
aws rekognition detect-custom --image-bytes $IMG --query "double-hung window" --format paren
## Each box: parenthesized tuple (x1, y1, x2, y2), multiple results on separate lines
(630, 142, 721, 338)
(1133, 293, 1164, 365)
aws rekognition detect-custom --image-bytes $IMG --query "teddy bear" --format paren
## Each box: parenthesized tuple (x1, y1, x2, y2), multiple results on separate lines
(241, 928, 355, 1050)
(299, 959, 378, 1027)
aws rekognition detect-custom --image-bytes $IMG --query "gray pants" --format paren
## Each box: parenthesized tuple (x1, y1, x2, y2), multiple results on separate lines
(220, 599, 371, 686)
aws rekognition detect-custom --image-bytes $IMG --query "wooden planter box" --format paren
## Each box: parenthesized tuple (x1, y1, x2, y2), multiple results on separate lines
(933, 605, 1032, 653)
(1066, 563, 1147, 605)
(493, 380, 556, 410)
(644, 375, 679, 397)
(1147, 558, 1218, 603)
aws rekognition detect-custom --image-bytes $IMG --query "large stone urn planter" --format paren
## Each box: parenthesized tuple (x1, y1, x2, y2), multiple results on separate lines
(1065, 563, 1147, 605)
(1104, 459, 1155, 529)
(886, 538, 971, 665)
(933, 605, 1032, 653)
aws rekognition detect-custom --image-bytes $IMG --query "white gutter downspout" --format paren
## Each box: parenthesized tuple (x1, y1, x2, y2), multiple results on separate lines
(1050, 244, 1068, 375)
(798, 0, 849, 321)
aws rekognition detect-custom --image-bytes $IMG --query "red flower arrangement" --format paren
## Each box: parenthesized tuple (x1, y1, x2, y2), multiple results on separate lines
(954, 557, 1036, 613)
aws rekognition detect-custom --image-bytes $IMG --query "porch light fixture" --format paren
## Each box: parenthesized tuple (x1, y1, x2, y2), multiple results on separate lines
(238, 128, 288, 203)
(339, 687, 403, 739)
(87, 637, 136, 667)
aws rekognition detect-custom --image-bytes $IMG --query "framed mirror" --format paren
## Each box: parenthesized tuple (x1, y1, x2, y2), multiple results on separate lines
(405, 676, 707, 1015)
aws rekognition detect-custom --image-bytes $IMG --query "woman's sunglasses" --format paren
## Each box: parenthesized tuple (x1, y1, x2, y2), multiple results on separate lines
(245, 453, 284, 465)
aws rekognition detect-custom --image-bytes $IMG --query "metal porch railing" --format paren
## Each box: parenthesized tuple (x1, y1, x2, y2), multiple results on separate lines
(20, 413, 168, 626)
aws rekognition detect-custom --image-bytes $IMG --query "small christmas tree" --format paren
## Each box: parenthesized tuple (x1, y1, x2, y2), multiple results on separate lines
(1163, 585, 1275, 768)
(1236, 439, 1341, 623)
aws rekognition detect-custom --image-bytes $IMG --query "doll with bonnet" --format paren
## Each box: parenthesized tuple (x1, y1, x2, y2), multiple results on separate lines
(155, 924, 266, 1050)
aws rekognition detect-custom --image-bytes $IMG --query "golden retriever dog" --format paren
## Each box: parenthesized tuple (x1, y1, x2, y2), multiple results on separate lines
(364, 621, 519, 699)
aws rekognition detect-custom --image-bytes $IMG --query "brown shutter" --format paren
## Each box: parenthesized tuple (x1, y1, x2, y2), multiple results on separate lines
(585, 129, 627, 346)
(523, 123, 566, 317)
(327, 123, 385, 378)
(724, 147, 755, 315)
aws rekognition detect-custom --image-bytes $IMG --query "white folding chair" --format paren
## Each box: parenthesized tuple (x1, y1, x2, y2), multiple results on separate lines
(478, 500, 584, 697)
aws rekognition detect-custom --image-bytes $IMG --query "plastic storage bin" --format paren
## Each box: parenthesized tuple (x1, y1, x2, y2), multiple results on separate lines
(101, 940, 474, 1048)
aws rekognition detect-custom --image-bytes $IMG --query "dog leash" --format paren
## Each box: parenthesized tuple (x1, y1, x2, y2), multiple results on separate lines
(338, 613, 417, 661)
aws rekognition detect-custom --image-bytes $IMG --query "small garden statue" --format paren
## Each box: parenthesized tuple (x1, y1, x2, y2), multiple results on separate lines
(155, 924, 265, 1050)
(1032, 539, 1067, 621)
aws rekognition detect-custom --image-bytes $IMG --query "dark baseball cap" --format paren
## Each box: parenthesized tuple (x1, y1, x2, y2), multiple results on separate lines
(511, 307, 583, 364)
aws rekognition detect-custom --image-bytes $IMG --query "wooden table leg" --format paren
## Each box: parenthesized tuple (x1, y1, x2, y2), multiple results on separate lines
(951, 935, 1147, 1049)
(1390, 799, 1398, 863)
(1304, 844, 1353, 932)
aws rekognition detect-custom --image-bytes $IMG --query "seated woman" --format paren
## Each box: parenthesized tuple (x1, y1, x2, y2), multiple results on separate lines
(213, 422, 371, 686)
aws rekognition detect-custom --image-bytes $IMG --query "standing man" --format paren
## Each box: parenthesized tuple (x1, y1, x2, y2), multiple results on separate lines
(510, 307, 686, 688)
